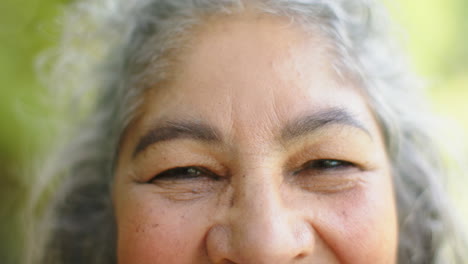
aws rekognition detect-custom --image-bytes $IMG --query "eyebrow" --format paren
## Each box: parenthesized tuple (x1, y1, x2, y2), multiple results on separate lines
(280, 108, 371, 142)
(132, 108, 370, 158)
(132, 120, 221, 158)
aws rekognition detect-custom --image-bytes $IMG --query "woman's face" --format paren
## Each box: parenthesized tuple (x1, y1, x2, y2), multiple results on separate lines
(114, 15, 397, 264)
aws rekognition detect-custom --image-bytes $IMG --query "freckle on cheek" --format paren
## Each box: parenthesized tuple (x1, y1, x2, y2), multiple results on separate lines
(135, 224, 145, 234)
(340, 210, 348, 220)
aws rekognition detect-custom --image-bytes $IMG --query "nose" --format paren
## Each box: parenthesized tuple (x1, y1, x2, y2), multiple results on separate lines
(206, 174, 314, 264)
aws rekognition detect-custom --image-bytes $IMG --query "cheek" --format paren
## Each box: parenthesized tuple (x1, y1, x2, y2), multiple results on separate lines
(313, 173, 397, 263)
(115, 192, 211, 264)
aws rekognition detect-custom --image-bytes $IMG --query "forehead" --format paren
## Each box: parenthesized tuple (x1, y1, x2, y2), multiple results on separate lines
(137, 14, 377, 144)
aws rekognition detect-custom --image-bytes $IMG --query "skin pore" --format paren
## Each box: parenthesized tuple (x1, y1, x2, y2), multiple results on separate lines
(113, 13, 398, 264)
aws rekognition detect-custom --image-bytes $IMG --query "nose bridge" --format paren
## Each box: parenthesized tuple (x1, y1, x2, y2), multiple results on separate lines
(234, 182, 290, 254)
(233, 168, 284, 234)
(221, 168, 312, 263)
(234, 164, 281, 210)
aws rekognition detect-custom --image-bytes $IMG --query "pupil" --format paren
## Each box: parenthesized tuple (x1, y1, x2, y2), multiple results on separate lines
(324, 160, 340, 167)
(187, 167, 200, 175)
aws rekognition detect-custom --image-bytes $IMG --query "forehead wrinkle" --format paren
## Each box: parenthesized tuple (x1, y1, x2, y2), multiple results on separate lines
(227, 86, 287, 149)
(132, 118, 222, 158)
(134, 14, 371, 157)
(280, 107, 372, 144)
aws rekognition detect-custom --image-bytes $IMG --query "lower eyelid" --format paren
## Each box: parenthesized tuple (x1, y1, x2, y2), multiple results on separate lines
(153, 186, 211, 202)
(292, 163, 355, 175)
(292, 174, 366, 193)
(148, 177, 226, 202)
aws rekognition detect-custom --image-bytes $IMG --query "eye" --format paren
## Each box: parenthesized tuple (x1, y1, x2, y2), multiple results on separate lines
(296, 159, 357, 174)
(149, 166, 221, 182)
(292, 159, 364, 193)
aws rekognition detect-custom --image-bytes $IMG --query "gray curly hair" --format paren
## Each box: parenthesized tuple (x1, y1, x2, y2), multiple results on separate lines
(26, 0, 467, 263)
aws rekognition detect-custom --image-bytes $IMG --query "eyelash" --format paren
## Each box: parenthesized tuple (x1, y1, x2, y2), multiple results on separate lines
(149, 166, 221, 182)
(299, 159, 356, 172)
(149, 159, 356, 182)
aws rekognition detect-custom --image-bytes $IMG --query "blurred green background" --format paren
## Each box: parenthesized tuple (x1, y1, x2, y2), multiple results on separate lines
(0, 0, 467, 263)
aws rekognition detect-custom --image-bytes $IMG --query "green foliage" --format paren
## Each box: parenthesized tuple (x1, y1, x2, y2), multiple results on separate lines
(387, 0, 468, 246)
(0, 0, 69, 263)
(386, 0, 468, 157)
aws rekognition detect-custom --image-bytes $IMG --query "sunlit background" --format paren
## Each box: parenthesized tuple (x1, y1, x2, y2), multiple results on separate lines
(1, 0, 467, 263)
